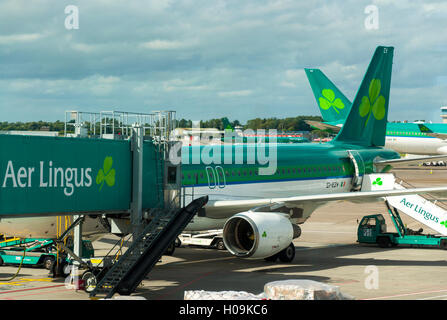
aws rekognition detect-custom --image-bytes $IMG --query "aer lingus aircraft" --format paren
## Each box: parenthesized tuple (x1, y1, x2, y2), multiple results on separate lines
(180, 46, 447, 262)
(304, 68, 447, 155)
(4, 46, 447, 263)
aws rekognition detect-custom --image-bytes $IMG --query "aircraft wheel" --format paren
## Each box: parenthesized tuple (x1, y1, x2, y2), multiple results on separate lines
(278, 243, 296, 263)
(216, 240, 226, 250)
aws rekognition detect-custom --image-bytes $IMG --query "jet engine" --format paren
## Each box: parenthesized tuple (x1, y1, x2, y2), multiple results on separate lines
(222, 211, 299, 260)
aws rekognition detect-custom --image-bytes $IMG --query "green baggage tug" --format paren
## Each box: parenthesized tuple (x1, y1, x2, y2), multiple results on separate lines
(0, 237, 94, 270)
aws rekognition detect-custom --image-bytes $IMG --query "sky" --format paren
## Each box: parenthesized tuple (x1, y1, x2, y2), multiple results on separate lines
(1, 0, 447, 123)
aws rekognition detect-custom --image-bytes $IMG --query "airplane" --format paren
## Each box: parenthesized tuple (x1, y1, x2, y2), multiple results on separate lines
(304, 68, 447, 155)
(4, 46, 447, 264)
(180, 46, 447, 262)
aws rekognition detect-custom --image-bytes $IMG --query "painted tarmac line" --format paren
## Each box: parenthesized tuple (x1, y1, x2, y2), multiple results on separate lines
(419, 294, 447, 300)
(0, 278, 53, 286)
(0, 284, 66, 295)
(0, 288, 72, 300)
(363, 288, 447, 300)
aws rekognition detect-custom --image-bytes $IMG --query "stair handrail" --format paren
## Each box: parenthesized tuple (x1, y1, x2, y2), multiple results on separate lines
(394, 174, 447, 211)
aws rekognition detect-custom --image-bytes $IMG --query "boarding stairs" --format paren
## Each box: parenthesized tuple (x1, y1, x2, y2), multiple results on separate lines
(89, 196, 208, 299)
(384, 176, 447, 236)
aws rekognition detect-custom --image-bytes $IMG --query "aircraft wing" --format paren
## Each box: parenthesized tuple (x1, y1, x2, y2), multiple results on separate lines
(417, 124, 447, 140)
(207, 186, 447, 212)
(425, 132, 447, 140)
(374, 155, 447, 169)
(304, 120, 341, 133)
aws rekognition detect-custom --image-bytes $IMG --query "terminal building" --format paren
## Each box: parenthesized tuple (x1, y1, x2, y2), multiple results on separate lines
(441, 106, 447, 123)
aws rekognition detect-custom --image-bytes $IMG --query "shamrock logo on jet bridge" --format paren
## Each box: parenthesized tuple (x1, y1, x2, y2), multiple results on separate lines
(372, 177, 383, 186)
(96, 156, 116, 191)
(319, 89, 345, 114)
(359, 79, 386, 127)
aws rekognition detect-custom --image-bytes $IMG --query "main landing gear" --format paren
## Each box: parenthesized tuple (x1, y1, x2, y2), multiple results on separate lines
(264, 243, 296, 263)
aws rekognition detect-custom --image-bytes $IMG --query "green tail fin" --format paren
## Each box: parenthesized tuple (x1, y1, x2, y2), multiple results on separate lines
(417, 123, 433, 133)
(332, 46, 394, 147)
(304, 68, 351, 124)
(221, 117, 234, 133)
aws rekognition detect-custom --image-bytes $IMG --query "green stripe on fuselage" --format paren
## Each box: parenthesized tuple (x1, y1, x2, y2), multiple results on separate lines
(180, 143, 400, 187)
(386, 123, 433, 138)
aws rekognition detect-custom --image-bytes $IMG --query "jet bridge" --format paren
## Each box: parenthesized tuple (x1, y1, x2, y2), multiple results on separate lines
(0, 110, 189, 292)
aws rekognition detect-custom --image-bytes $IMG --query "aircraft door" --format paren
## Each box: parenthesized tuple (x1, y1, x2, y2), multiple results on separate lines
(205, 166, 217, 189)
(215, 166, 226, 189)
(347, 150, 365, 191)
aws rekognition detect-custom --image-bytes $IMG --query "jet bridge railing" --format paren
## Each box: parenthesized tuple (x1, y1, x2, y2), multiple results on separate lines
(394, 175, 447, 211)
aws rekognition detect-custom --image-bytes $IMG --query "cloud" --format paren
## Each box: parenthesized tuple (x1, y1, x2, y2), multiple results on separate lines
(0, 33, 43, 44)
(1, 1, 447, 123)
(140, 39, 196, 50)
(218, 90, 253, 97)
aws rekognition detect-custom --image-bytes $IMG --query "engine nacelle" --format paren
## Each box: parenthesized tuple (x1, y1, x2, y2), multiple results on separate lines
(223, 211, 294, 259)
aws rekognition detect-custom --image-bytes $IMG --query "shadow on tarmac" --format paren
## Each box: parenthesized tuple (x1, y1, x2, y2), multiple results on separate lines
(132, 243, 447, 299)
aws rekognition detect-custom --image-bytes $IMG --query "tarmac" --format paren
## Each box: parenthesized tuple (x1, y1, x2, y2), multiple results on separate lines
(0, 166, 446, 300)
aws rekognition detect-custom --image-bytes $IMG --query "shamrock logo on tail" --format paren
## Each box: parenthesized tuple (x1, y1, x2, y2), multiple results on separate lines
(372, 177, 383, 186)
(441, 220, 447, 228)
(319, 89, 345, 114)
(96, 156, 116, 191)
(359, 79, 386, 127)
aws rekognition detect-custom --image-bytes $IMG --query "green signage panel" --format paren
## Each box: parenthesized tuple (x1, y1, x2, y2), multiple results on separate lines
(0, 135, 132, 216)
(142, 141, 164, 209)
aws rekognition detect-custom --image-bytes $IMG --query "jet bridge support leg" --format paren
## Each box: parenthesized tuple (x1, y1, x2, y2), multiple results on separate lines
(49, 216, 90, 278)
(72, 214, 83, 267)
(130, 124, 144, 240)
